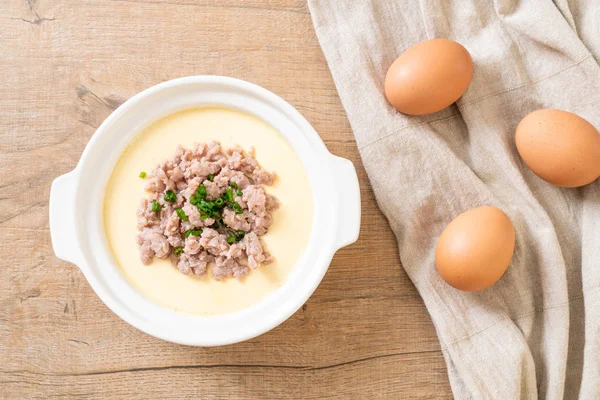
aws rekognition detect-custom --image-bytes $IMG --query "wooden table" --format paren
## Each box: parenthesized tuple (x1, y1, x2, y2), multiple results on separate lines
(0, 1, 452, 398)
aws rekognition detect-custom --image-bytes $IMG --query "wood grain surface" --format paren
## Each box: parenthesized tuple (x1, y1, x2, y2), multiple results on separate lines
(0, 0, 452, 398)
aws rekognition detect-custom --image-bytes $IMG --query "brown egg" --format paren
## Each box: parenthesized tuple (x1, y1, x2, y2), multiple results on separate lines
(384, 38, 473, 115)
(515, 109, 600, 188)
(435, 206, 515, 292)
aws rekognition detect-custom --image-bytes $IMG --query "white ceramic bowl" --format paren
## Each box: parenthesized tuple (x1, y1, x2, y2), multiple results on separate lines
(49, 76, 360, 346)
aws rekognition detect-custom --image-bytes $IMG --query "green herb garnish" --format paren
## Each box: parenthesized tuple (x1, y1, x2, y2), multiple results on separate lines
(198, 200, 213, 213)
(207, 174, 214, 182)
(191, 184, 244, 223)
(184, 229, 203, 238)
(164, 190, 177, 203)
(233, 202, 243, 215)
(225, 228, 245, 243)
(196, 199, 223, 220)
(139, 171, 147, 178)
(224, 188, 234, 202)
(151, 200, 161, 212)
(173, 247, 184, 257)
(236, 189, 243, 197)
(229, 181, 238, 189)
(175, 208, 188, 222)
(197, 184, 207, 199)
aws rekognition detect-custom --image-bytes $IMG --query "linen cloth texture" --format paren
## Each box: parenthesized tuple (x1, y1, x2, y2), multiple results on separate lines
(308, 1, 600, 398)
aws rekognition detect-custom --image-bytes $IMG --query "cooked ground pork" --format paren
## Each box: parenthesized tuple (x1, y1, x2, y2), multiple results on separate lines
(136, 141, 279, 281)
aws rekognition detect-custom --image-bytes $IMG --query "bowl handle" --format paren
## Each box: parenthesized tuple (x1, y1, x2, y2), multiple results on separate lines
(329, 155, 361, 250)
(49, 171, 84, 267)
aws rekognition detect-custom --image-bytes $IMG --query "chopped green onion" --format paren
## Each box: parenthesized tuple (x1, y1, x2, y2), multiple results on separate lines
(193, 194, 230, 221)
(233, 202, 243, 215)
(175, 208, 188, 222)
(164, 190, 177, 203)
(190, 195, 199, 205)
(197, 184, 207, 199)
(229, 181, 238, 189)
(173, 247, 184, 257)
(236, 189, 243, 197)
(139, 171, 147, 178)
(151, 200, 161, 212)
(184, 229, 203, 238)
(225, 188, 234, 202)
(225, 229, 244, 243)
(207, 174, 214, 182)
(198, 200, 212, 213)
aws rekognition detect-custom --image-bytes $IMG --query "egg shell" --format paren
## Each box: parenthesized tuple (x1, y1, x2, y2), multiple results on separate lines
(515, 109, 600, 188)
(384, 38, 473, 115)
(435, 206, 515, 292)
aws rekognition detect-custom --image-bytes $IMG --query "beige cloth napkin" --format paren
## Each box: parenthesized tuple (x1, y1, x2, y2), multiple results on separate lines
(308, 1, 600, 398)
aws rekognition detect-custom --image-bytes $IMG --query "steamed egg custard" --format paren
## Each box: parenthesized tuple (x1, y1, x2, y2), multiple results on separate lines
(104, 108, 313, 315)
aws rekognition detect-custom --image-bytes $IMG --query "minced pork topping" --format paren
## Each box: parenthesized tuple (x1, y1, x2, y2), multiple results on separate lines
(136, 141, 279, 281)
